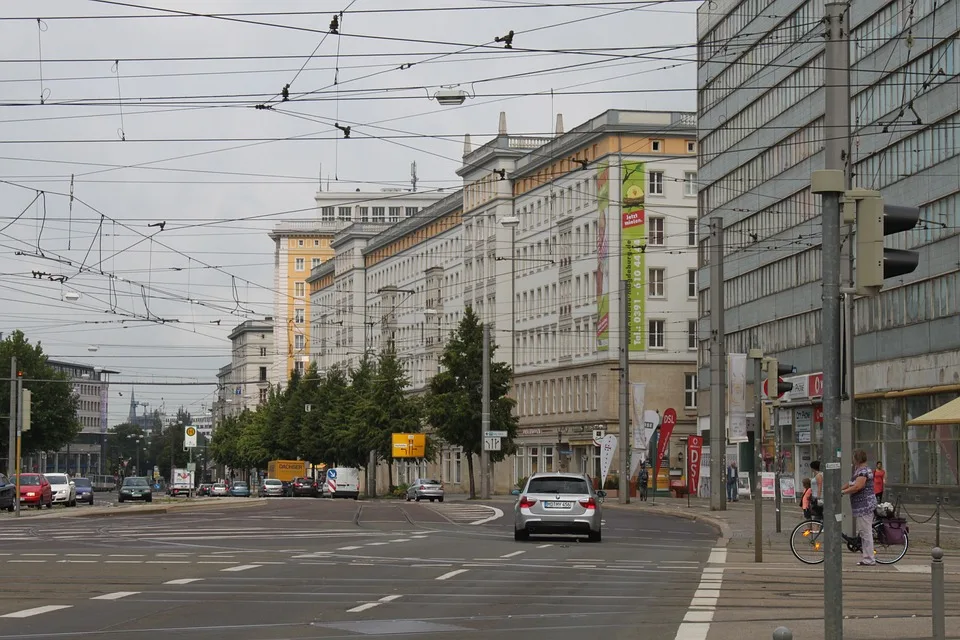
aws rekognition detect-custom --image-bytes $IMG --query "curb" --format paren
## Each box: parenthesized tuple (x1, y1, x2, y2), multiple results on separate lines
(601, 502, 733, 545)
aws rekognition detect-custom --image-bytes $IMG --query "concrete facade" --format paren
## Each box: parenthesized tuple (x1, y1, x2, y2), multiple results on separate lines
(215, 319, 273, 423)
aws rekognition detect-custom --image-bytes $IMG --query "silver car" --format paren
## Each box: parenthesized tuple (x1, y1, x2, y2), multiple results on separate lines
(260, 478, 284, 497)
(406, 478, 444, 503)
(513, 473, 604, 542)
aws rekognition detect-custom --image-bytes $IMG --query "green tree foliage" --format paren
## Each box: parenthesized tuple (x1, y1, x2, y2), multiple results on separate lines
(368, 347, 424, 483)
(0, 331, 80, 462)
(425, 307, 517, 498)
(146, 407, 192, 479)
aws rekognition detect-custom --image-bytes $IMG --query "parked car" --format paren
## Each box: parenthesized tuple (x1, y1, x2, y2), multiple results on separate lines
(72, 477, 95, 505)
(229, 481, 251, 497)
(197, 483, 213, 497)
(211, 482, 229, 497)
(291, 477, 318, 497)
(405, 478, 444, 503)
(17, 473, 53, 509)
(0, 472, 15, 512)
(513, 472, 604, 542)
(260, 478, 284, 497)
(118, 476, 153, 503)
(280, 480, 293, 497)
(45, 473, 77, 507)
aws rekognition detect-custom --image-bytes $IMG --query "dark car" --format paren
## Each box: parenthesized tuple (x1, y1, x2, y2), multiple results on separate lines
(0, 472, 15, 512)
(118, 476, 153, 503)
(291, 477, 318, 497)
(197, 483, 213, 497)
(73, 477, 95, 505)
(280, 480, 294, 497)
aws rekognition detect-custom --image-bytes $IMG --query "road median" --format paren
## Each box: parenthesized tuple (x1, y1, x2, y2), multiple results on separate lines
(2, 497, 268, 520)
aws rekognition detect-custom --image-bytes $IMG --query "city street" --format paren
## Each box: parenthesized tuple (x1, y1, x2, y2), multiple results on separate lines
(0, 498, 718, 639)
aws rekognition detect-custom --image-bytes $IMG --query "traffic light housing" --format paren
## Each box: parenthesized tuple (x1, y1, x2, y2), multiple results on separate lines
(766, 358, 795, 401)
(853, 193, 920, 295)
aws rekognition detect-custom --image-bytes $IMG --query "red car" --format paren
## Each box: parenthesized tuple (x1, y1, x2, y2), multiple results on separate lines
(18, 473, 53, 509)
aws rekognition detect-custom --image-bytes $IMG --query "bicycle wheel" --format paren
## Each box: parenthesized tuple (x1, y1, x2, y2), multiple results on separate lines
(790, 519, 826, 565)
(874, 530, 908, 565)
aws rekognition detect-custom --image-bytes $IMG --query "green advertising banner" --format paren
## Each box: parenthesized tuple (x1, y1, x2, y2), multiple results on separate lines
(621, 161, 647, 351)
(596, 162, 610, 352)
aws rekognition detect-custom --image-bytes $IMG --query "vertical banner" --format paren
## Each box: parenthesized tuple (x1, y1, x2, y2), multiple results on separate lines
(621, 161, 647, 351)
(654, 407, 678, 481)
(687, 435, 703, 497)
(599, 434, 618, 487)
(630, 383, 646, 449)
(596, 162, 610, 351)
(99, 385, 108, 435)
(727, 353, 749, 443)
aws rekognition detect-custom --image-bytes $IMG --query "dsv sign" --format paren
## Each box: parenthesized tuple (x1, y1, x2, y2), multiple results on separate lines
(686, 435, 703, 496)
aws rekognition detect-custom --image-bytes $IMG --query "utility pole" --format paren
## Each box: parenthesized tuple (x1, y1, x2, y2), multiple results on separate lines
(709, 217, 726, 511)
(751, 349, 764, 563)
(618, 276, 630, 504)
(6, 357, 15, 478)
(774, 402, 782, 533)
(814, 4, 850, 639)
(481, 323, 491, 500)
(14, 373, 23, 517)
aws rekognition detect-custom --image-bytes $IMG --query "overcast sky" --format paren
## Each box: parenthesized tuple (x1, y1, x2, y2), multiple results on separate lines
(0, 0, 697, 427)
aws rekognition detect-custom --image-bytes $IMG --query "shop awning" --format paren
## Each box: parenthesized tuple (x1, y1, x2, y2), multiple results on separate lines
(907, 396, 960, 426)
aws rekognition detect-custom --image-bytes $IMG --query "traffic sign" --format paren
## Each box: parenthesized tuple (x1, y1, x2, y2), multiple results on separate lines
(484, 430, 507, 438)
(184, 426, 198, 448)
(483, 437, 501, 451)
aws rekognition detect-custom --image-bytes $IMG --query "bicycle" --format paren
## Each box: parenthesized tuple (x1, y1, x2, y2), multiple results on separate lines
(790, 505, 909, 565)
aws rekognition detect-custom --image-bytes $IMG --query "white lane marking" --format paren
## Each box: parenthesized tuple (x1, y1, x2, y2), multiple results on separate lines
(673, 547, 726, 640)
(9, 560, 46, 563)
(500, 550, 525, 558)
(108, 554, 145, 558)
(410, 535, 429, 539)
(436, 569, 469, 581)
(470, 506, 504, 525)
(347, 602, 381, 613)
(365, 542, 389, 546)
(104, 560, 143, 564)
(412, 563, 452, 567)
(337, 546, 363, 551)
(21, 553, 56, 557)
(58, 560, 97, 564)
(91, 592, 139, 601)
(537, 544, 552, 549)
(67, 554, 102, 557)
(221, 564, 262, 572)
(379, 595, 402, 603)
(165, 578, 203, 585)
(146, 560, 190, 564)
(389, 539, 411, 543)
(2, 605, 73, 618)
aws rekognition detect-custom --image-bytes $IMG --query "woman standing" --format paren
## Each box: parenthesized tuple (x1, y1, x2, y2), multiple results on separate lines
(874, 461, 886, 502)
(841, 449, 877, 566)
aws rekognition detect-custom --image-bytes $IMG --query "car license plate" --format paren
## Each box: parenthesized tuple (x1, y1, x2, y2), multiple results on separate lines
(544, 501, 572, 509)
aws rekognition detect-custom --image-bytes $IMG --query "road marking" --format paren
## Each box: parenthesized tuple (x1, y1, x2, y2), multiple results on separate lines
(67, 553, 102, 557)
(573, 565, 597, 568)
(410, 535, 429, 539)
(146, 560, 190, 564)
(673, 547, 726, 640)
(470, 506, 504, 525)
(337, 546, 363, 551)
(389, 539, 411, 543)
(91, 592, 139, 601)
(436, 569, 469, 581)
(346, 602, 381, 613)
(9, 560, 46, 563)
(537, 544, 552, 549)
(379, 595, 402, 603)
(1, 605, 73, 618)
(365, 542, 389, 546)
(109, 554, 145, 558)
(165, 578, 203, 585)
(105, 560, 143, 564)
(221, 564, 262, 572)
(500, 550, 525, 558)
(58, 560, 97, 564)
(412, 563, 452, 567)
(21, 553, 56, 557)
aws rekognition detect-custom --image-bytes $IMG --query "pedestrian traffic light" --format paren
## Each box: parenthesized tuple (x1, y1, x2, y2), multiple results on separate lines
(765, 358, 795, 402)
(852, 192, 920, 295)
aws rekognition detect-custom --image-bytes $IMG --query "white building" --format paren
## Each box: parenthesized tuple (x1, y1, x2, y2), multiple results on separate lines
(310, 109, 700, 494)
(215, 319, 273, 423)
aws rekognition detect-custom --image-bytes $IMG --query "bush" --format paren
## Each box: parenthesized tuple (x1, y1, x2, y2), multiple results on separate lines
(391, 483, 409, 499)
(515, 476, 529, 491)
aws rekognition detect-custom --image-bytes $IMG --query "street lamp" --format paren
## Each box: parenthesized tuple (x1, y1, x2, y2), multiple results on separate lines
(431, 85, 474, 106)
(500, 215, 520, 372)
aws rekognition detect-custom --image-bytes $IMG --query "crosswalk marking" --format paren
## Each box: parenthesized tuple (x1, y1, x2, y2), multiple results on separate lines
(1, 605, 73, 618)
(424, 502, 504, 525)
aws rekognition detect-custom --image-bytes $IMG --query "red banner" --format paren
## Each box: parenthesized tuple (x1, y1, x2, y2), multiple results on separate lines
(687, 435, 703, 496)
(655, 408, 678, 481)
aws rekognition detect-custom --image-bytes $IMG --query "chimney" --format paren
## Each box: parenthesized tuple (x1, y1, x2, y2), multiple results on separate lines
(463, 133, 472, 156)
(555, 113, 564, 135)
(498, 111, 507, 135)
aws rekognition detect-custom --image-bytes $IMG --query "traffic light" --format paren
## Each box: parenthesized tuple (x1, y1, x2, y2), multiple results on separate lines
(853, 193, 920, 295)
(765, 358, 795, 402)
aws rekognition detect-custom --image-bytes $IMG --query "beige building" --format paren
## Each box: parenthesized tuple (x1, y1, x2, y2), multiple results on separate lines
(215, 319, 273, 424)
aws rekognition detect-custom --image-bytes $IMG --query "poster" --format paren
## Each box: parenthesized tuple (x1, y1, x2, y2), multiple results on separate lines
(599, 434, 618, 486)
(780, 476, 796, 500)
(654, 408, 678, 481)
(621, 161, 647, 351)
(727, 353, 748, 443)
(596, 162, 610, 351)
(687, 435, 703, 495)
(760, 472, 776, 498)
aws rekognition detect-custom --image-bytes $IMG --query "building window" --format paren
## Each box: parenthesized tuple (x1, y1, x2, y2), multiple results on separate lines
(687, 140, 696, 153)
(648, 217, 664, 245)
(648, 268, 665, 297)
(295, 308, 305, 324)
(338, 207, 351, 221)
(259, 366, 267, 382)
(443, 449, 462, 484)
(312, 257, 322, 269)
(294, 334, 305, 350)
(294, 360, 305, 374)
(373, 206, 385, 222)
(295, 257, 305, 271)
(259, 388, 268, 403)
(684, 171, 698, 196)
(294, 282, 305, 297)
(651, 140, 662, 152)
(688, 319, 697, 350)
(688, 218, 697, 246)
(321, 206, 335, 221)
(405, 207, 418, 218)
(260, 347, 267, 357)
(685, 373, 698, 409)
(648, 320, 665, 349)
(358, 207, 369, 222)
(688, 269, 697, 298)
(389, 206, 401, 222)
(649, 171, 664, 195)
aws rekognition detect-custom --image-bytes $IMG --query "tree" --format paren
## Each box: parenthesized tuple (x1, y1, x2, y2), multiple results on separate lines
(425, 307, 517, 498)
(209, 411, 250, 471)
(299, 365, 350, 465)
(367, 346, 424, 488)
(0, 331, 79, 463)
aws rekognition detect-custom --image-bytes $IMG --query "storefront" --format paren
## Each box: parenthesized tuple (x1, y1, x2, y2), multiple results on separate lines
(512, 425, 606, 487)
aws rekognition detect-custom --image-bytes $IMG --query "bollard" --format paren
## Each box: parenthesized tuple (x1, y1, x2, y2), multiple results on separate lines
(932, 546, 945, 640)
(772, 626, 793, 640)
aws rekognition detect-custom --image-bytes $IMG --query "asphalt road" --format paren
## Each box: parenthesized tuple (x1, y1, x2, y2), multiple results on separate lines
(0, 497, 718, 639)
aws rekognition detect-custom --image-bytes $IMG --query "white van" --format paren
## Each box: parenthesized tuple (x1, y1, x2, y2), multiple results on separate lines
(323, 467, 360, 500)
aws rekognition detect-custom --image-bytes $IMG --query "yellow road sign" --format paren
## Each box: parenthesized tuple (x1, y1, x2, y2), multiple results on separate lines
(391, 433, 426, 458)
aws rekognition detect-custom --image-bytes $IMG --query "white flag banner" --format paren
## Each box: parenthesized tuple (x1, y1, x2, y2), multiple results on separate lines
(599, 434, 618, 486)
(630, 383, 646, 449)
(728, 353, 748, 443)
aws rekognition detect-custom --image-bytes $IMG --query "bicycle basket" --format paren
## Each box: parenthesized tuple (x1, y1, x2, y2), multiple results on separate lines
(882, 517, 908, 545)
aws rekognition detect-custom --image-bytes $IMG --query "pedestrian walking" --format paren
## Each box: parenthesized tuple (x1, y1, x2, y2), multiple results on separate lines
(874, 461, 886, 503)
(727, 462, 739, 502)
(638, 466, 649, 501)
(800, 477, 813, 519)
(841, 449, 877, 566)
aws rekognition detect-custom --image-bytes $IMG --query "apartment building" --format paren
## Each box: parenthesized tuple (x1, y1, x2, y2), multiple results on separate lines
(696, 0, 960, 496)
(310, 109, 700, 494)
(270, 189, 444, 382)
(215, 319, 273, 423)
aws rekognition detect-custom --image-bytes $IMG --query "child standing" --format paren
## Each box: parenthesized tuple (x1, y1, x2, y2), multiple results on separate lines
(800, 477, 813, 519)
